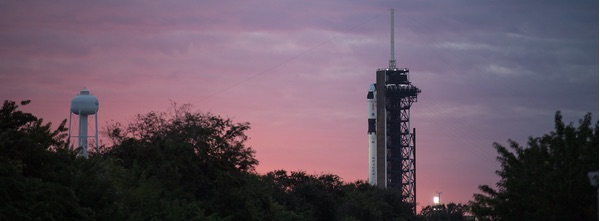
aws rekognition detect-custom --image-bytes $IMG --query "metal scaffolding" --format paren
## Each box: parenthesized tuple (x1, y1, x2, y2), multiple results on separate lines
(377, 68, 420, 214)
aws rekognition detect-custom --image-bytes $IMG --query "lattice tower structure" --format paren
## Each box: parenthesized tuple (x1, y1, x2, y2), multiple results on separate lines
(375, 68, 420, 214)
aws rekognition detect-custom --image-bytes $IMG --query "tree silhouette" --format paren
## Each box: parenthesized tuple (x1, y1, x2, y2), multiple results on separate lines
(418, 202, 466, 221)
(0, 100, 420, 220)
(469, 112, 598, 221)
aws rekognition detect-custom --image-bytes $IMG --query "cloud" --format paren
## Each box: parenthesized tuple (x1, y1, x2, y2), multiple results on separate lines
(482, 64, 539, 78)
(435, 42, 497, 51)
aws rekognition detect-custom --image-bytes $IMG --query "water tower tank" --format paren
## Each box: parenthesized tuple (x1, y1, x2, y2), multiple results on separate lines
(71, 88, 99, 115)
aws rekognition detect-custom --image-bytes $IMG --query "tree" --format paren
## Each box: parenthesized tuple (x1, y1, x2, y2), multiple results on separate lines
(469, 112, 599, 221)
(263, 170, 344, 220)
(337, 180, 414, 221)
(106, 103, 258, 173)
(0, 100, 95, 220)
(105, 103, 266, 220)
(0, 100, 233, 220)
(264, 170, 415, 221)
(418, 203, 466, 221)
(0, 100, 423, 220)
(0, 100, 69, 165)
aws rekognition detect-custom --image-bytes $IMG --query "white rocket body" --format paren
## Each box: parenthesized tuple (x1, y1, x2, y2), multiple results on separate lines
(367, 84, 377, 185)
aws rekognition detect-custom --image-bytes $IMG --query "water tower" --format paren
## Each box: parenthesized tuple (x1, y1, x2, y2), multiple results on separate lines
(69, 88, 99, 157)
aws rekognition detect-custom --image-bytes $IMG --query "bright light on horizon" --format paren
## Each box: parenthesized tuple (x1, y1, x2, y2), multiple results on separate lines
(433, 196, 440, 204)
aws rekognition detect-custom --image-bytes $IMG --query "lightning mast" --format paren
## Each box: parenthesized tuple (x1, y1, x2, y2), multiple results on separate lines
(389, 9, 396, 69)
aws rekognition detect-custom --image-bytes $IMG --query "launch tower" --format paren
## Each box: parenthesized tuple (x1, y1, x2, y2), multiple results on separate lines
(367, 9, 421, 215)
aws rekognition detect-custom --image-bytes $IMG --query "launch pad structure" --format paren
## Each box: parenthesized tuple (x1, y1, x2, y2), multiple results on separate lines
(367, 9, 421, 215)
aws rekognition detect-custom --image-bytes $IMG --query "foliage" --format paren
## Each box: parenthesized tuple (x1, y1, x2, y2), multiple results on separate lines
(106, 103, 258, 173)
(264, 170, 414, 221)
(0, 100, 418, 220)
(469, 112, 599, 221)
(0, 100, 92, 220)
(418, 203, 466, 221)
(105, 103, 268, 220)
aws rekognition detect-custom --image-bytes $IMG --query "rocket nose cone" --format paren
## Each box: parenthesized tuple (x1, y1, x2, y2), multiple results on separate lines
(369, 84, 376, 91)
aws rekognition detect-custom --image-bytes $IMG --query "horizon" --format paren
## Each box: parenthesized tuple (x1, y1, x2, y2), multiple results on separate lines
(1, 0, 598, 208)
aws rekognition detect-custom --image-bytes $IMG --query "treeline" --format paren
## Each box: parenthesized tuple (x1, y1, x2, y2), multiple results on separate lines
(3, 99, 596, 220)
(0, 100, 415, 221)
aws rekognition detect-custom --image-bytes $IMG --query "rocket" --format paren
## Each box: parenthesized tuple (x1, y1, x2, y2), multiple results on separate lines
(367, 84, 377, 185)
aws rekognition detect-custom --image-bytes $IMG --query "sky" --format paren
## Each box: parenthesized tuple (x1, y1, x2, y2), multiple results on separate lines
(1, 0, 598, 209)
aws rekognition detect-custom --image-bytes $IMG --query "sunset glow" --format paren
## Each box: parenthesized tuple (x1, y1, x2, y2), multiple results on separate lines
(1, 0, 597, 208)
